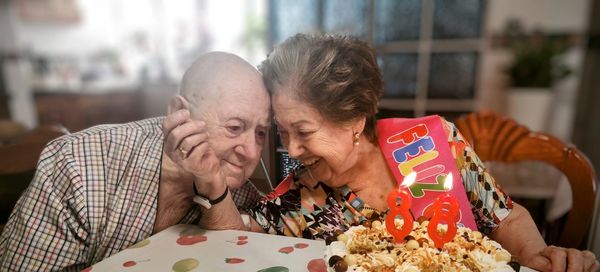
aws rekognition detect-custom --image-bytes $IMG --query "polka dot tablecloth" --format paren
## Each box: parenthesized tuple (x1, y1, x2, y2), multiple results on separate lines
(86, 224, 327, 272)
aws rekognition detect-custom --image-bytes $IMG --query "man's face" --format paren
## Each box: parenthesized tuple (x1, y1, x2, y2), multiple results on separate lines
(190, 81, 271, 189)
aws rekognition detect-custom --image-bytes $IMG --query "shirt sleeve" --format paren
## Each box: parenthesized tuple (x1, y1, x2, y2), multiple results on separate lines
(231, 180, 264, 210)
(444, 120, 513, 235)
(0, 139, 91, 271)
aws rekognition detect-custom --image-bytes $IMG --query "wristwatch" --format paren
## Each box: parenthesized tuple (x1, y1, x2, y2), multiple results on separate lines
(192, 183, 229, 209)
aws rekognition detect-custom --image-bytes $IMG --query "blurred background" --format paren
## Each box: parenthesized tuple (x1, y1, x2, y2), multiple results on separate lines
(0, 0, 599, 253)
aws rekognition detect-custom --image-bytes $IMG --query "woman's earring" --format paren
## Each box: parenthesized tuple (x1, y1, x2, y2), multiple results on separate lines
(354, 132, 360, 146)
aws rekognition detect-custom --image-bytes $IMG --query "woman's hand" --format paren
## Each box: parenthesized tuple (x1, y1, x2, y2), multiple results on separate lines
(523, 246, 599, 272)
(491, 204, 599, 272)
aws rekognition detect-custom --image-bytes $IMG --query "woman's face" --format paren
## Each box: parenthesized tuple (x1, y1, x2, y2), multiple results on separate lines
(272, 91, 361, 187)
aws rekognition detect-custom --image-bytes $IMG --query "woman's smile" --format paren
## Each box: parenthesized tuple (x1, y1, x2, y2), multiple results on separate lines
(302, 158, 320, 167)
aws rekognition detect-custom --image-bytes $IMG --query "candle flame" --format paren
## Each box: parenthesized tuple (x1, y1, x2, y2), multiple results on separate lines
(401, 172, 417, 187)
(443, 173, 453, 191)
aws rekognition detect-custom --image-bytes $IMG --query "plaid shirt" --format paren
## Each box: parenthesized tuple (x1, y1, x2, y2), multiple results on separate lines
(0, 117, 262, 271)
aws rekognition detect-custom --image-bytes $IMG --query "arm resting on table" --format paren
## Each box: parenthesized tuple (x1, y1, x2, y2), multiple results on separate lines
(490, 203, 549, 270)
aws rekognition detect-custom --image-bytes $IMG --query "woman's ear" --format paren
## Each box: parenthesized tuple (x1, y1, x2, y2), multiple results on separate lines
(167, 95, 190, 114)
(353, 116, 367, 135)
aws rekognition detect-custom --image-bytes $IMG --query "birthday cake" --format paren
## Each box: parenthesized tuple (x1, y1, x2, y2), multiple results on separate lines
(324, 217, 519, 272)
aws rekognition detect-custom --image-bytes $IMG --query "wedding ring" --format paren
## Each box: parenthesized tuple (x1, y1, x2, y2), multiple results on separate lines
(178, 147, 188, 156)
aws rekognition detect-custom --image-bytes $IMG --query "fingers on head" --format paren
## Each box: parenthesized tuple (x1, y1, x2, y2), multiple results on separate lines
(176, 120, 205, 137)
(163, 109, 190, 132)
(179, 142, 211, 163)
(180, 134, 209, 154)
(167, 95, 189, 115)
(167, 121, 206, 150)
(192, 142, 210, 158)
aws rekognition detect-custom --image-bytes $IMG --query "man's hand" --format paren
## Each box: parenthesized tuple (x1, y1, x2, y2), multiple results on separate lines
(162, 109, 226, 199)
(523, 246, 599, 272)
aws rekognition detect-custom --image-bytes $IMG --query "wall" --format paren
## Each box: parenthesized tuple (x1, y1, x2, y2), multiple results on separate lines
(15, 0, 118, 57)
(0, 1, 15, 53)
(0, 1, 37, 127)
(482, 0, 599, 252)
(2, 0, 267, 127)
(487, 0, 589, 32)
(479, 0, 591, 140)
(575, 0, 600, 255)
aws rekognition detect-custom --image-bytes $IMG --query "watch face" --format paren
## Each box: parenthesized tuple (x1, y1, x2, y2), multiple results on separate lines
(193, 187, 229, 209)
(193, 195, 211, 209)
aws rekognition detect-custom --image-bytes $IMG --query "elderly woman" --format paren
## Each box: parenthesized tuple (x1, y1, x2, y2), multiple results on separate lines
(247, 34, 598, 271)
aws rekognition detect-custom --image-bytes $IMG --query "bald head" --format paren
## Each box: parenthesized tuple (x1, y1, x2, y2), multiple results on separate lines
(179, 52, 264, 108)
(169, 52, 271, 188)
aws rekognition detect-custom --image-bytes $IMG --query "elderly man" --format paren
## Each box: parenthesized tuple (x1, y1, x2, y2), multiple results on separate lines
(0, 52, 271, 271)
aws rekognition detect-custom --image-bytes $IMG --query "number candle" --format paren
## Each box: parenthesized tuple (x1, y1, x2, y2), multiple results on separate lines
(427, 173, 460, 248)
(385, 171, 417, 243)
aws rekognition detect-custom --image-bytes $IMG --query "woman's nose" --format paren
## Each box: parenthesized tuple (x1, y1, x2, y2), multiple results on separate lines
(286, 136, 304, 158)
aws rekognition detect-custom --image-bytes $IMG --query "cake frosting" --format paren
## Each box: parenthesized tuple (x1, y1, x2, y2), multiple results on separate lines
(324, 218, 518, 272)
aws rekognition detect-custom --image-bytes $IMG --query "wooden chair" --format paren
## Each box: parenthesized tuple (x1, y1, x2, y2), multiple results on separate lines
(0, 124, 67, 233)
(455, 110, 597, 248)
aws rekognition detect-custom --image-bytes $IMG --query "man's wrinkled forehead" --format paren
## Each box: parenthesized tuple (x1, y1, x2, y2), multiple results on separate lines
(180, 60, 269, 123)
(225, 99, 272, 126)
(190, 88, 270, 122)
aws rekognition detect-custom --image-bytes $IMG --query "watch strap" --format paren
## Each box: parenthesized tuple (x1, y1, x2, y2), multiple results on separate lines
(192, 183, 229, 209)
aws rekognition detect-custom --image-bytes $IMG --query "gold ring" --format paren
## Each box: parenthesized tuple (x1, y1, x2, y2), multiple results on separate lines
(179, 147, 188, 156)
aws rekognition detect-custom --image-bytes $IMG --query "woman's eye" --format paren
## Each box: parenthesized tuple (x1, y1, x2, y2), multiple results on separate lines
(298, 131, 314, 137)
(257, 130, 267, 139)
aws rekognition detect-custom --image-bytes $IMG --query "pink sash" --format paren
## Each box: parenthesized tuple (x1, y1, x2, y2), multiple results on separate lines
(377, 116, 477, 230)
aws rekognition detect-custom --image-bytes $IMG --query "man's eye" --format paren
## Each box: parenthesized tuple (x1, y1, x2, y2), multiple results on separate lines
(227, 126, 242, 133)
(257, 130, 267, 139)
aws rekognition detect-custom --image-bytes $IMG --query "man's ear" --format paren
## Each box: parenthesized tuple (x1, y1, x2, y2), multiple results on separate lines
(168, 95, 190, 114)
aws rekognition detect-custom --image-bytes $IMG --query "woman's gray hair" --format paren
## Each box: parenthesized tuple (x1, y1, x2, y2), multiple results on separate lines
(260, 33, 383, 144)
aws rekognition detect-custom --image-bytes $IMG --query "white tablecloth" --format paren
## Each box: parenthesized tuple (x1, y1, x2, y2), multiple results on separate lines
(87, 225, 326, 272)
(88, 224, 538, 271)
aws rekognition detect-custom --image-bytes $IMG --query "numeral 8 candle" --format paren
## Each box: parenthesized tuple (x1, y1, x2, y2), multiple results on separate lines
(385, 171, 417, 243)
(427, 173, 460, 248)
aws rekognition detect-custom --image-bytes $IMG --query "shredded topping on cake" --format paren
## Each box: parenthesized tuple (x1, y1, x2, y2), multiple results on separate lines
(324, 218, 518, 272)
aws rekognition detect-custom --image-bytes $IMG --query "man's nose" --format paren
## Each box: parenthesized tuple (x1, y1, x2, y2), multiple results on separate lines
(236, 131, 260, 160)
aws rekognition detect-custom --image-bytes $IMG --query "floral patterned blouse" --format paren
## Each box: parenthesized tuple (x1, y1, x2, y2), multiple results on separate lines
(247, 120, 513, 240)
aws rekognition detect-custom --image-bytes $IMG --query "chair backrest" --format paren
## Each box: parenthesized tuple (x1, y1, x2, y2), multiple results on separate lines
(0, 125, 68, 224)
(455, 110, 597, 248)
